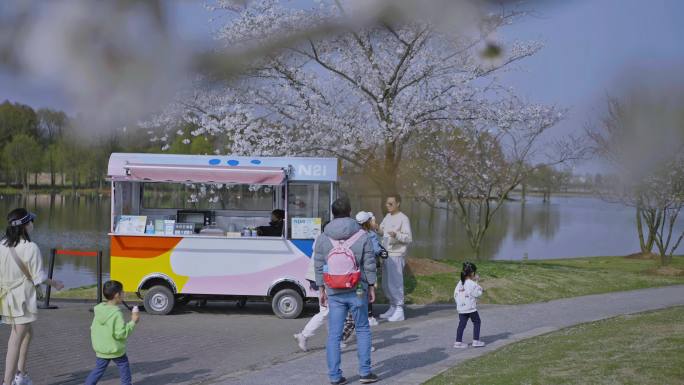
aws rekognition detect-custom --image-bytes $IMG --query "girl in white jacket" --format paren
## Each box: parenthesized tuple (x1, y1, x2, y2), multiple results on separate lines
(453, 262, 485, 348)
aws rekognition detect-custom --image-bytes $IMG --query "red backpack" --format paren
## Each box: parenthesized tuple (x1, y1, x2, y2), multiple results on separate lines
(323, 230, 366, 289)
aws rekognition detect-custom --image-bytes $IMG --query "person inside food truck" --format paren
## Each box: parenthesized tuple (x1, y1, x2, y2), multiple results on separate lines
(256, 209, 285, 236)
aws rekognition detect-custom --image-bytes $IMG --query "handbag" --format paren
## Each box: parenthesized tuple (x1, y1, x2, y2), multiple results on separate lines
(8, 247, 45, 301)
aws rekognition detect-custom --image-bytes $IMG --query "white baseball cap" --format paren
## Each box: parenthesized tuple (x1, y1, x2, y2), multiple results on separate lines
(355, 211, 374, 224)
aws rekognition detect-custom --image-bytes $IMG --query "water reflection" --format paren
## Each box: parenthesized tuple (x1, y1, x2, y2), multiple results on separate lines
(350, 194, 678, 261)
(512, 201, 561, 242)
(0, 193, 680, 287)
(0, 194, 111, 288)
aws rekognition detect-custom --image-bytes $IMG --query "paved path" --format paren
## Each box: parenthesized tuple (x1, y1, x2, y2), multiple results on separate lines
(0, 286, 682, 385)
(214, 285, 684, 385)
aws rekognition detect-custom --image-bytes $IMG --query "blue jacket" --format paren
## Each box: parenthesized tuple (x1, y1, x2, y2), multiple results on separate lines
(367, 231, 382, 256)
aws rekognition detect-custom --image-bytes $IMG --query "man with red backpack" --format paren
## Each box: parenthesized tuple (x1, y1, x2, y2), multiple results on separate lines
(314, 197, 379, 385)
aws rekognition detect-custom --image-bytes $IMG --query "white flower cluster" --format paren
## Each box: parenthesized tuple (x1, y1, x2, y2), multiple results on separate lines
(148, 1, 558, 187)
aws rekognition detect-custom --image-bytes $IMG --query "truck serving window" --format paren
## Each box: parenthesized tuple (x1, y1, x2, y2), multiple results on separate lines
(288, 183, 332, 239)
(142, 183, 274, 211)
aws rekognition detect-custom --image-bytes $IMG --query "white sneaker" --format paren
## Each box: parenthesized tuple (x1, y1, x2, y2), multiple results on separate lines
(293, 333, 308, 352)
(368, 317, 379, 326)
(379, 306, 396, 319)
(453, 341, 468, 348)
(387, 307, 404, 322)
(472, 340, 486, 347)
(14, 373, 32, 385)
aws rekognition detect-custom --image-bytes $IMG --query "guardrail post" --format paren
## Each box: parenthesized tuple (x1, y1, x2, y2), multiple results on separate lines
(39, 248, 58, 309)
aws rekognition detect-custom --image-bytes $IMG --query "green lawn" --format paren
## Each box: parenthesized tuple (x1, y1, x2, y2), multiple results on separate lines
(52, 255, 684, 306)
(404, 255, 684, 305)
(425, 306, 684, 385)
(51, 285, 136, 300)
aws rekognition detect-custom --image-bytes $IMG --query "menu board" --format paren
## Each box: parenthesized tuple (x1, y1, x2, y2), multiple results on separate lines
(154, 219, 165, 234)
(174, 223, 195, 235)
(291, 217, 322, 239)
(115, 216, 147, 234)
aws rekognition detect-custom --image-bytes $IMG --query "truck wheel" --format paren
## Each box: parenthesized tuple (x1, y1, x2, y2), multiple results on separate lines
(271, 288, 304, 319)
(144, 285, 175, 315)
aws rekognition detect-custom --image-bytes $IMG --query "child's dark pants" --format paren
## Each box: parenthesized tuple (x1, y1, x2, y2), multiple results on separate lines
(456, 311, 481, 342)
(343, 302, 375, 341)
(85, 354, 132, 385)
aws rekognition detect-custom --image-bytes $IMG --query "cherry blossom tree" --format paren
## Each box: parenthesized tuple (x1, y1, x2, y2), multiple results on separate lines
(589, 94, 684, 265)
(150, 0, 547, 196)
(407, 99, 584, 258)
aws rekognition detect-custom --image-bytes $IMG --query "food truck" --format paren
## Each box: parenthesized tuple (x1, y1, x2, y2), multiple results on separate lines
(107, 153, 339, 318)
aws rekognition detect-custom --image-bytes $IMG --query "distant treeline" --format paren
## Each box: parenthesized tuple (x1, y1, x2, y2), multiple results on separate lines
(0, 100, 221, 192)
(0, 99, 605, 195)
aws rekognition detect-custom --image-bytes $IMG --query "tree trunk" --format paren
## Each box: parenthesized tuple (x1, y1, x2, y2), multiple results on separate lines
(49, 155, 56, 188)
(23, 172, 29, 194)
(380, 168, 398, 198)
(471, 237, 482, 260)
(381, 141, 399, 198)
(521, 182, 527, 202)
(636, 206, 654, 255)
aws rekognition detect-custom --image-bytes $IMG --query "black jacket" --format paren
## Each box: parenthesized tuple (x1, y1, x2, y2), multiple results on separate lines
(257, 220, 284, 236)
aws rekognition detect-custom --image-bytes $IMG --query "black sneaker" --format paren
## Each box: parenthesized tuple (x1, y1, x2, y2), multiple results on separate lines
(330, 377, 348, 385)
(360, 373, 379, 383)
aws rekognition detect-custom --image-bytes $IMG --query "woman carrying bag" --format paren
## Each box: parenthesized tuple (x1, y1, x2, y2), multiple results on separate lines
(0, 208, 63, 385)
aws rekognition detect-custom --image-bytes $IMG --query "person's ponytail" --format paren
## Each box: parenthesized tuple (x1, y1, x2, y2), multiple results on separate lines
(461, 261, 475, 285)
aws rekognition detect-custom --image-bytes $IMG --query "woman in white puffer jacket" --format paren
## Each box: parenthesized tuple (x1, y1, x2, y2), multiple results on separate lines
(453, 262, 484, 348)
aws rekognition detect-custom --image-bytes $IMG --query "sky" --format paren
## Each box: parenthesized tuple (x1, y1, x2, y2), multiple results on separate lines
(496, 0, 684, 172)
(1, 0, 683, 172)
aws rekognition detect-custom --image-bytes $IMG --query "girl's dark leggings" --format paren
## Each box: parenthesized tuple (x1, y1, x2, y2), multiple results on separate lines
(456, 311, 481, 342)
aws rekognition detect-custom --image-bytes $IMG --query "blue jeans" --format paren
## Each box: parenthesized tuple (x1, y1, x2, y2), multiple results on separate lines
(327, 290, 372, 381)
(85, 354, 132, 385)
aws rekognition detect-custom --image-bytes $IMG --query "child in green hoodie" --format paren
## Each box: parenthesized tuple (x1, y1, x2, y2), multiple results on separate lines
(85, 280, 140, 385)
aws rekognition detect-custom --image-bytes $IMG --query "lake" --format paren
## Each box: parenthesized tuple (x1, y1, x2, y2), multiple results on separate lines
(0, 193, 679, 288)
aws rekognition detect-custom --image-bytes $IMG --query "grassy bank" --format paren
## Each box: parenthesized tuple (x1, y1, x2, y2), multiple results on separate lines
(425, 306, 684, 385)
(51, 285, 99, 299)
(51, 285, 135, 300)
(404, 255, 684, 305)
(0, 186, 109, 196)
(52, 256, 684, 305)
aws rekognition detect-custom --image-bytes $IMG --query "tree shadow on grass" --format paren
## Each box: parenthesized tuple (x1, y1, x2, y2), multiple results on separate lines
(48, 357, 210, 385)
